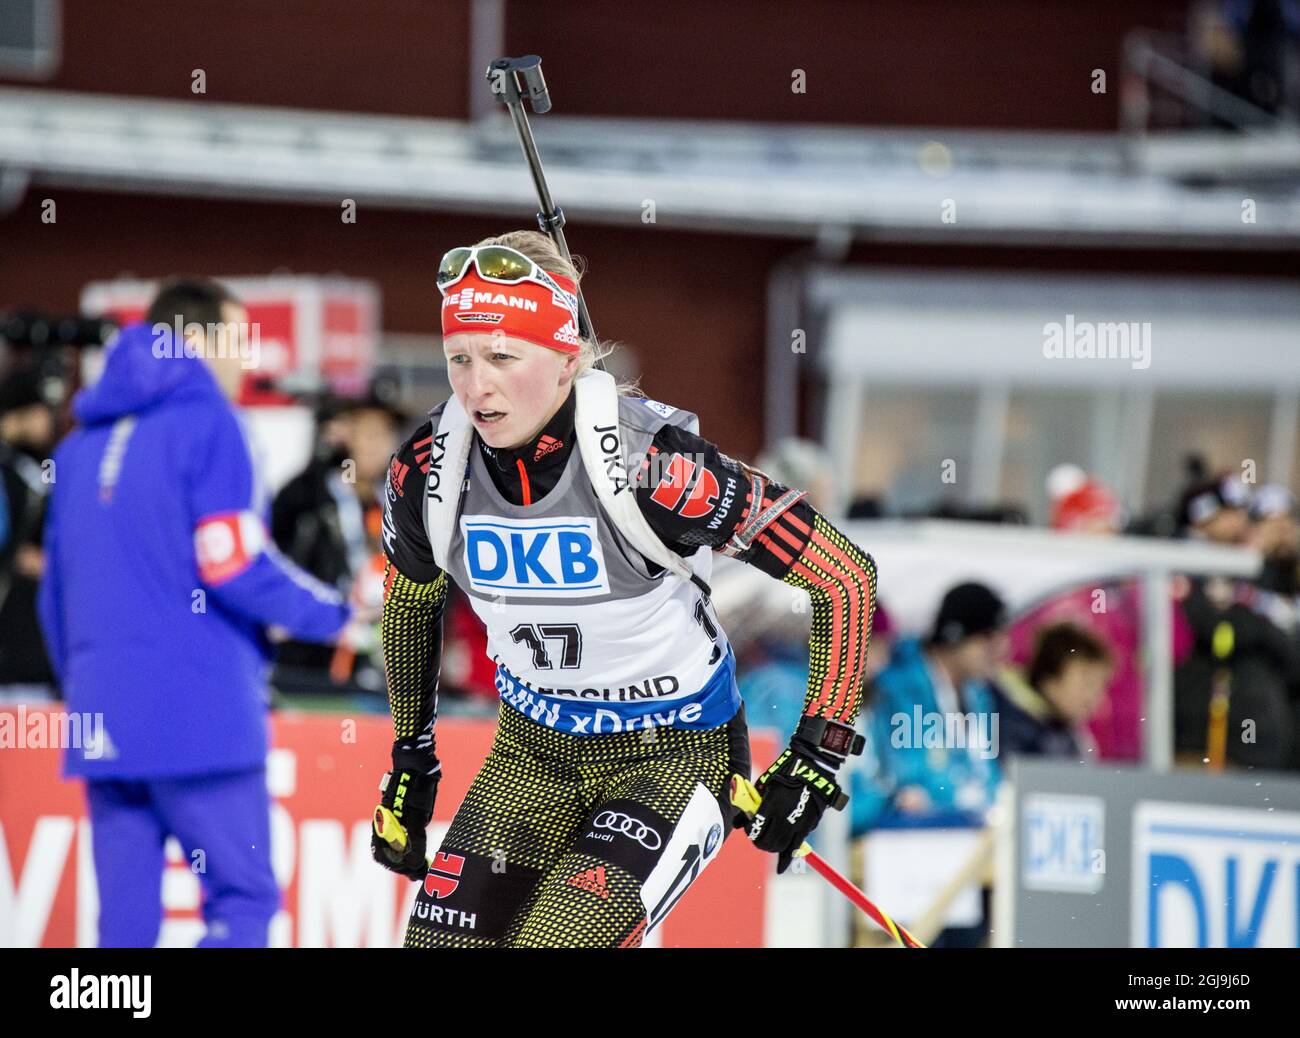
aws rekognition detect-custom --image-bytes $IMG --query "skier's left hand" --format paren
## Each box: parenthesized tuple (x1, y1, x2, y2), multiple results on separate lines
(740, 718, 862, 873)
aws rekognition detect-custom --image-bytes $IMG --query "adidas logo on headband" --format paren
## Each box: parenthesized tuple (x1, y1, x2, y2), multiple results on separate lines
(554, 318, 581, 347)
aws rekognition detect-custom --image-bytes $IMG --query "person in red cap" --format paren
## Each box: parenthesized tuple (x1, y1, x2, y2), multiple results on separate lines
(369, 230, 879, 947)
(1047, 463, 1122, 534)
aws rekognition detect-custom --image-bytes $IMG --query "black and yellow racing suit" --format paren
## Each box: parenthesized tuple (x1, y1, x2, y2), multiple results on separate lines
(380, 390, 876, 947)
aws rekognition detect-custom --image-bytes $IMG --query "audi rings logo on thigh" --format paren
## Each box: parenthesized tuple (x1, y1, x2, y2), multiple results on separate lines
(593, 810, 662, 849)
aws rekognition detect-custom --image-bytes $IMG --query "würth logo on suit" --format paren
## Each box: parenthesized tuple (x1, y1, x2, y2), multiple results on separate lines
(423, 852, 467, 899)
(647, 450, 719, 519)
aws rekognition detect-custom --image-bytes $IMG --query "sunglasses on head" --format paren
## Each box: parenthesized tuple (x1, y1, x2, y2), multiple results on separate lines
(437, 244, 576, 307)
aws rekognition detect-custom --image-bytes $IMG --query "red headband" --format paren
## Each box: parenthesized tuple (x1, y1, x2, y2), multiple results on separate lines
(440, 268, 582, 354)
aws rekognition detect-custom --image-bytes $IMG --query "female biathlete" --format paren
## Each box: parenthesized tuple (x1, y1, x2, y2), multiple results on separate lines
(370, 230, 877, 947)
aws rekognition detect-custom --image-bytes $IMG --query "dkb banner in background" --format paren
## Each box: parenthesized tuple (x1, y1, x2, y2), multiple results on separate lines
(1001, 758, 1300, 948)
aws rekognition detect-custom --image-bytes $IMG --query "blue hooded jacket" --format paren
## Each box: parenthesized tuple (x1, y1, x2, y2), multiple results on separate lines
(38, 322, 351, 779)
(851, 637, 1001, 833)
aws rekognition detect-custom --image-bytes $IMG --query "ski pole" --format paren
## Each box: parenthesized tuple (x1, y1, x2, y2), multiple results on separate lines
(729, 774, 926, 949)
(485, 54, 602, 366)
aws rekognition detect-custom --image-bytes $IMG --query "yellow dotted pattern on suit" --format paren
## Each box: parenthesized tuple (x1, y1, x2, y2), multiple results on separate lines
(403, 704, 743, 949)
(502, 733, 733, 948)
(779, 512, 877, 727)
(381, 564, 446, 741)
(503, 850, 649, 948)
(404, 915, 494, 949)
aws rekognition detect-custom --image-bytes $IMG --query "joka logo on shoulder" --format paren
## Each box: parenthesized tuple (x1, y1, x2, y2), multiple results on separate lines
(461, 514, 610, 598)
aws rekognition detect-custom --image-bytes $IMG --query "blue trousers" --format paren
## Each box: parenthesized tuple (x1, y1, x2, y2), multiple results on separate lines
(84, 766, 280, 948)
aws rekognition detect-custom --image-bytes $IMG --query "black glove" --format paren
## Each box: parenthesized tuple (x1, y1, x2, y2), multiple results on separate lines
(742, 717, 862, 874)
(370, 761, 438, 881)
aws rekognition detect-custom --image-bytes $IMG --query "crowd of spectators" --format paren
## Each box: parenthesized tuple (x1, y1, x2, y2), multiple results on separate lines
(717, 438, 1300, 945)
(730, 442, 1300, 839)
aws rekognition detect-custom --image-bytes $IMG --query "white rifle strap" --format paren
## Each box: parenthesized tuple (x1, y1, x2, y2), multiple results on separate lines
(424, 372, 711, 596)
(424, 391, 475, 573)
(573, 369, 709, 594)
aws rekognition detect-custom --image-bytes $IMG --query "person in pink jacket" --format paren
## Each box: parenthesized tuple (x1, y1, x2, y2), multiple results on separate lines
(1007, 467, 1192, 761)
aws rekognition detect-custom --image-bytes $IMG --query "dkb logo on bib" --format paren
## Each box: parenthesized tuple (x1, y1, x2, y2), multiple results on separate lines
(461, 515, 610, 598)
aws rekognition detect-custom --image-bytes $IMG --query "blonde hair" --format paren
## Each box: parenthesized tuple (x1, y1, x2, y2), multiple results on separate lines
(471, 230, 641, 396)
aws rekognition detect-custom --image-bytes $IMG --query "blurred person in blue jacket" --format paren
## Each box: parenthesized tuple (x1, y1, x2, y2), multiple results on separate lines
(851, 582, 1008, 834)
(38, 278, 353, 948)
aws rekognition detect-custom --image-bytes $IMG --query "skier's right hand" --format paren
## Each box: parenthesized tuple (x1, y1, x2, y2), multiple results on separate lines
(370, 765, 439, 881)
